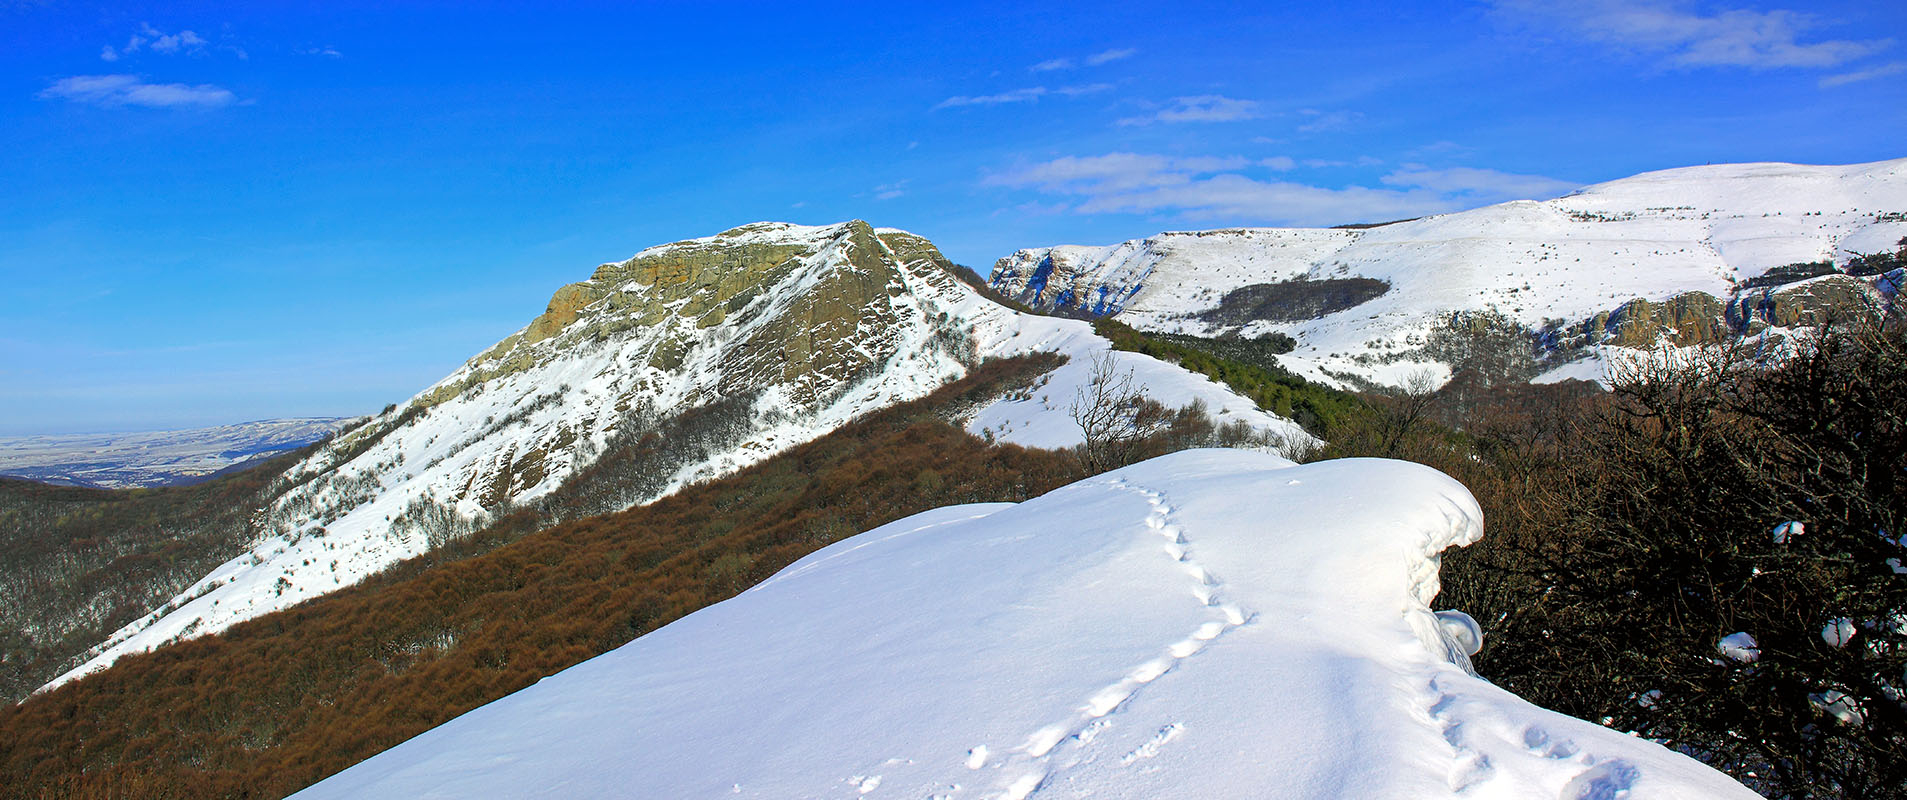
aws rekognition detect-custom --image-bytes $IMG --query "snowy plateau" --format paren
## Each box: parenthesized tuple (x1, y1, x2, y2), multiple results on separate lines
(0, 417, 348, 489)
(43, 220, 1307, 693)
(989, 158, 1907, 388)
(294, 450, 1757, 800)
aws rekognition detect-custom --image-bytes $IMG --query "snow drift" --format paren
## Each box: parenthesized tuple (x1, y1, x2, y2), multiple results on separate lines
(294, 449, 1756, 800)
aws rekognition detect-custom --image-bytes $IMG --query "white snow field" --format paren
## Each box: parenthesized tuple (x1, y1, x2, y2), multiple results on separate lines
(44, 222, 1306, 695)
(992, 158, 1907, 388)
(293, 450, 1756, 800)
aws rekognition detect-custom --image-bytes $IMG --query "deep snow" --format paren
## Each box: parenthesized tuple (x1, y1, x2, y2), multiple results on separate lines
(294, 450, 1756, 800)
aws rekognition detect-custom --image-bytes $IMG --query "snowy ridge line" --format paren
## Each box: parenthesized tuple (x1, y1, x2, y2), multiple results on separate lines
(292, 450, 1758, 800)
(990, 157, 1907, 389)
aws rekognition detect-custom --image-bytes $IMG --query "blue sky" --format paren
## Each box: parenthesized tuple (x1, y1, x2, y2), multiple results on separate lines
(2, 0, 1902, 434)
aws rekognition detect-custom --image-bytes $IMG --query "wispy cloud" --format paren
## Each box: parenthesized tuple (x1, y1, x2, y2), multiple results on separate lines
(1117, 95, 1261, 126)
(1819, 60, 1906, 87)
(986, 153, 1251, 193)
(1055, 82, 1114, 96)
(1381, 164, 1580, 200)
(934, 83, 1110, 110)
(985, 152, 1576, 225)
(873, 180, 909, 200)
(299, 46, 344, 58)
(1296, 108, 1363, 133)
(102, 23, 209, 61)
(1029, 47, 1135, 72)
(934, 87, 1048, 109)
(1493, 0, 1890, 69)
(39, 74, 236, 108)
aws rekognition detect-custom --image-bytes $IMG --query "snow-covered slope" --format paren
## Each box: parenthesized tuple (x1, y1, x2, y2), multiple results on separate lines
(992, 158, 1907, 387)
(0, 418, 348, 489)
(294, 449, 1755, 800)
(44, 221, 1306, 694)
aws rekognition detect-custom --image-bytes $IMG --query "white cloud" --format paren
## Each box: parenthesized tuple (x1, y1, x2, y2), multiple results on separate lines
(147, 28, 207, 54)
(1819, 60, 1906, 87)
(1030, 47, 1133, 72)
(984, 153, 1250, 193)
(873, 180, 909, 200)
(1118, 95, 1261, 126)
(299, 46, 344, 58)
(1493, 0, 1889, 69)
(986, 152, 1576, 226)
(1055, 82, 1114, 96)
(39, 74, 236, 108)
(934, 83, 1109, 110)
(103, 23, 215, 61)
(1296, 108, 1362, 132)
(934, 87, 1048, 109)
(1381, 165, 1580, 200)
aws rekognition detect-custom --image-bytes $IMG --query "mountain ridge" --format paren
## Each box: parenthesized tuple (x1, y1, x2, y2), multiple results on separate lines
(41, 219, 1304, 695)
(989, 157, 1907, 388)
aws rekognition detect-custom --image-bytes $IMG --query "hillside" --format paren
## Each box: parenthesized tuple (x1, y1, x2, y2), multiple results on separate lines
(990, 158, 1907, 387)
(0, 451, 308, 703)
(293, 449, 1758, 800)
(0, 418, 348, 489)
(41, 220, 1305, 695)
(0, 357, 1083, 798)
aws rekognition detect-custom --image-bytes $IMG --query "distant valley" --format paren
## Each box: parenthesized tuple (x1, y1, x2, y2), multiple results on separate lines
(0, 418, 352, 489)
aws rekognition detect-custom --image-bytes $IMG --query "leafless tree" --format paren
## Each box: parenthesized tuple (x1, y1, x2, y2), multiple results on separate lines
(1070, 353, 1173, 474)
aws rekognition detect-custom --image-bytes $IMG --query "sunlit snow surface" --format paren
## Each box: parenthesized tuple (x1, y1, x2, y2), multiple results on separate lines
(294, 450, 1756, 800)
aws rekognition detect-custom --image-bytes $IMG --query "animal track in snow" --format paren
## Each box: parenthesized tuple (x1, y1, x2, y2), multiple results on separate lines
(1424, 674, 1645, 799)
(1120, 722, 1185, 765)
(974, 479, 1253, 798)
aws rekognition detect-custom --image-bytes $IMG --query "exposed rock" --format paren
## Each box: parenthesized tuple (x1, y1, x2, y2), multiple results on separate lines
(1562, 273, 1891, 352)
(1596, 292, 1731, 347)
(1731, 275, 1887, 331)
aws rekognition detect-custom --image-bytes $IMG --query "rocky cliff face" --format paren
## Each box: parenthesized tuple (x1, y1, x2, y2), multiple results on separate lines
(1555, 271, 1899, 351)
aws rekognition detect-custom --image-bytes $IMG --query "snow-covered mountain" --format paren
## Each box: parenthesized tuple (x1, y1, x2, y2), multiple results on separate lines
(293, 449, 1756, 800)
(991, 158, 1907, 387)
(0, 418, 349, 489)
(44, 221, 1305, 694)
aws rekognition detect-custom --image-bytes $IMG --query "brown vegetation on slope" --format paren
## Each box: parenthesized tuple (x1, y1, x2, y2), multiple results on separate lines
(0, 355, 1079, 800)
(0, 450, 311, 703)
